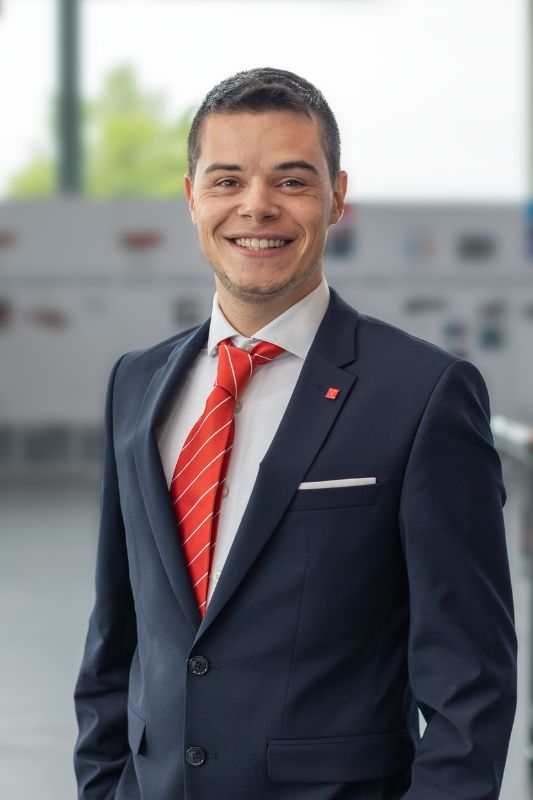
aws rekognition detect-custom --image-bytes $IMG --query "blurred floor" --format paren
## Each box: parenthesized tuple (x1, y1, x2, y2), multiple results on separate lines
(0, 462, 530, 799)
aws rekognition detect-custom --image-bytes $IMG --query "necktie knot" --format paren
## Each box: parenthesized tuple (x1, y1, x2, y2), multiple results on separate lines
(215, 337, 285, 399)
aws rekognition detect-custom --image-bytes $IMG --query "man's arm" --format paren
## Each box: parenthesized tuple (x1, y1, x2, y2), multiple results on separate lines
(73, 355, 137, 798)
(398, 358, 517, 800)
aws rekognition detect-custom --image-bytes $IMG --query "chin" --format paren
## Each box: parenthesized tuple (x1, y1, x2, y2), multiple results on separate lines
(213, 258, 321, 302)
(216, 269, 291, 298)
(229, 281, 290, 301)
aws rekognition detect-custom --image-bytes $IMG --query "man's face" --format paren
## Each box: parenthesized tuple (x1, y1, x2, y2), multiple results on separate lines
(184, 110, 347, 306)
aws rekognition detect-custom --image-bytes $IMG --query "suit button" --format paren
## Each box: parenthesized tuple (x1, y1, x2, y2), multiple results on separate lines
(186, 746, 206, 766)
(188, 655, 209, 675)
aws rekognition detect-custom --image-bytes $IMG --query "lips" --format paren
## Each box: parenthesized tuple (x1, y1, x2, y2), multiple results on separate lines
(223, 234, 292, 252)
(234, 237, 288, 250)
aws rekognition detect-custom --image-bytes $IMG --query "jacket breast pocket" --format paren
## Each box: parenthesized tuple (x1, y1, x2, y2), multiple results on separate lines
(288, 482, 381, 512)
(267, 728, 414, 783)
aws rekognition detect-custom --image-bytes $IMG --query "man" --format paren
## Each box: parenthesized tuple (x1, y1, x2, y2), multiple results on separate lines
(74, 67, 517, 800)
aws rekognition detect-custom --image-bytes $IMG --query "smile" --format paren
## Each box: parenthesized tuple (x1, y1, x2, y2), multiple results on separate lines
(233, 238, 289, 250)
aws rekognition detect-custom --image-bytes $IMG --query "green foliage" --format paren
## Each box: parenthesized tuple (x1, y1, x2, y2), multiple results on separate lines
(8, 152, 56, 197)
(7, 65, 194, 198)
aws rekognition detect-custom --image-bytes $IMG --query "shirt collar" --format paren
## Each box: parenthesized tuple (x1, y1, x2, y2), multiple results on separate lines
(207, 274, 330, 359)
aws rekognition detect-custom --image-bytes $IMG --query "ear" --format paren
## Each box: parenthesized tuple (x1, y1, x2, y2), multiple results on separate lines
(184, 174, 197, 225)
(329, 170, 348, 225)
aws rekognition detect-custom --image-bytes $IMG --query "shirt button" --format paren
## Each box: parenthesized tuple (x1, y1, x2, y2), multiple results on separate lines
(234, 401, 242, 413)
(214, 571, 221, 582)
(185, 746, 206, 766)
(222, 485, 229, 497)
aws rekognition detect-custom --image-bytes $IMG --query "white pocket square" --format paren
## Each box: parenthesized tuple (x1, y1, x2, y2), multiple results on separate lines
(298, 477, 377, 490)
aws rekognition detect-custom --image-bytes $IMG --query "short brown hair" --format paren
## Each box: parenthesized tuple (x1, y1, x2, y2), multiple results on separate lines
(187, 67, 341, 186)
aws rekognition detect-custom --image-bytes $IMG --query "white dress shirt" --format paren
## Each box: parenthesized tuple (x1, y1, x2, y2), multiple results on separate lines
(157, 274, 330, 608)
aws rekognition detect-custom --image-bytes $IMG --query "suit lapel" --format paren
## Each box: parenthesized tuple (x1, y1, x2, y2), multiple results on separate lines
(132, 288, 361, 640)
(133, 320, 210, 634)
(195, 288, 360, 643)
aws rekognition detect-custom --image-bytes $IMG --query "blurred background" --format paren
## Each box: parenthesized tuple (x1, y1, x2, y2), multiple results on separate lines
(0, 0, 531, 797)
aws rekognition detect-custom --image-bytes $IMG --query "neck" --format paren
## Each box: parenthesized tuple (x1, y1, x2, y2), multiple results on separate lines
(215, 275, 323, 337)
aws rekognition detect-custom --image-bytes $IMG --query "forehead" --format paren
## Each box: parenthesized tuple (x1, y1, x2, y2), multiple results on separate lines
(197, 110, 326, 168)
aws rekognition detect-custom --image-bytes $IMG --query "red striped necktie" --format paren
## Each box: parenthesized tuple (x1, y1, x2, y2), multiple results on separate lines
(170, 336, 286, 618)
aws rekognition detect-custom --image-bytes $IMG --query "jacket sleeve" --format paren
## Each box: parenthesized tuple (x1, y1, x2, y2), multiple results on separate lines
(73, 355, 137, 798)
(398, 358, 517, 800)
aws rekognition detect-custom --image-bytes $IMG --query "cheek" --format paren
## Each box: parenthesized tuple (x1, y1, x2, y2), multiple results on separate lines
(306, 214, 330, 247)
(195, 198, 225, 226)
(197, 212, 222, 241)
(295, 198, 330, 237)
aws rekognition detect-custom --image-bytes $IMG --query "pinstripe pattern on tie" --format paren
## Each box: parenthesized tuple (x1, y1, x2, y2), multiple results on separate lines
(170, 336, 285, 618)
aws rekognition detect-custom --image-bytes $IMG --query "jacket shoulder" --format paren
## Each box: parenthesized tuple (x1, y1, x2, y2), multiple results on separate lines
(118, 321, 206, 373)
(329, 287, 458, 372)
(356, 310, 459, 373)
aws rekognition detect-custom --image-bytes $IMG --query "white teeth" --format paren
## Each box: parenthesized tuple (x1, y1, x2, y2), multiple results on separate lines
(234, 238, 288, 250)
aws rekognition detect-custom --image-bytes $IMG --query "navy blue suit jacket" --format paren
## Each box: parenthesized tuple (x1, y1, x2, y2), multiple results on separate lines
(74, 286, 517, 799)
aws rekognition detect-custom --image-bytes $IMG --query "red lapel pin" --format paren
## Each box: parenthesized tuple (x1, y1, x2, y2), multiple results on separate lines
(325, 387, 340, 400)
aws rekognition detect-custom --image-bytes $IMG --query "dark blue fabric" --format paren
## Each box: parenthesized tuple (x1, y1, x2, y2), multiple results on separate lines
(74, 286, 517, 799)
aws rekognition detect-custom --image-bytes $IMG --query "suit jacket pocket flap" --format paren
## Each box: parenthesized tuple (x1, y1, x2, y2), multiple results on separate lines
(127, 704, 146, 754)
(267, 729, 414, 783)
(289, 482, 379, 512)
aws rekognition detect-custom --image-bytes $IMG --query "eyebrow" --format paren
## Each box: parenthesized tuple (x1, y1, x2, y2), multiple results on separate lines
(203, 160, 320, 176)
(273, 160, 319, 176)
(204, 163, 242, 174)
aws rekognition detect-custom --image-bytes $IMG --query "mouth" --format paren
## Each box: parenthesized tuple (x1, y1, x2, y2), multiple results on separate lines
(225, 236, 294, 253)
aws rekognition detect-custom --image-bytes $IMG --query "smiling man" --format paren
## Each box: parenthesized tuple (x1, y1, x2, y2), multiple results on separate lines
(74, 68, 517, 800)
(184, 108, 346, 333)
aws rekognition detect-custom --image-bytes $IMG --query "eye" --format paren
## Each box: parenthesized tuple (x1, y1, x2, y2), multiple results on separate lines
(280, 178, 304, 188)
(217, 178, 239, 187)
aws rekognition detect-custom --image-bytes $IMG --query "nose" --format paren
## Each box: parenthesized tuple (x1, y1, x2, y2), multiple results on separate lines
(238, 180, 280, 223)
